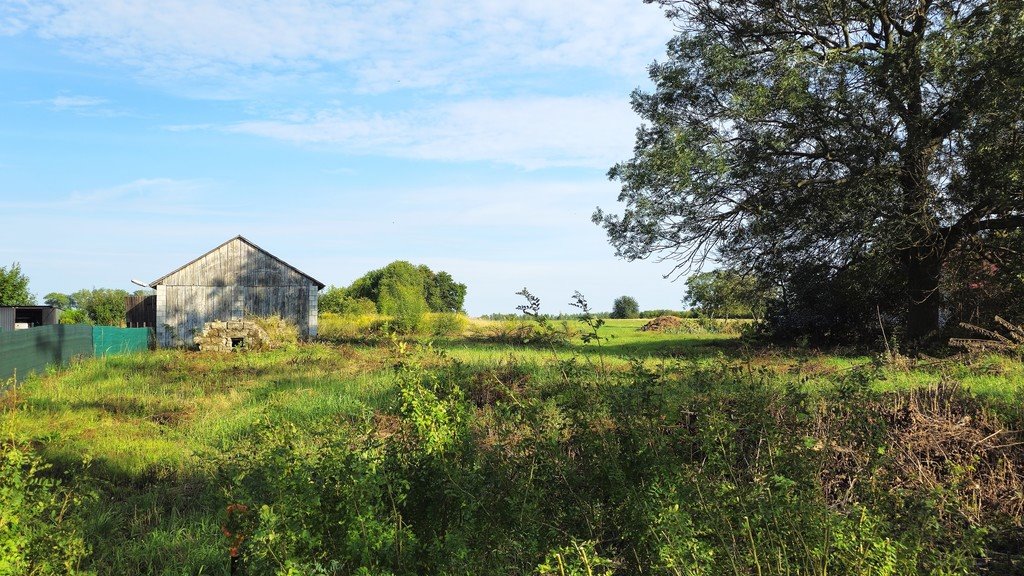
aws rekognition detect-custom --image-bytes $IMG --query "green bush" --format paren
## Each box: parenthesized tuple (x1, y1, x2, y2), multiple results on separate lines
(319, 286, 377, 317)
(0, 431, 92, 575)
(426, 312, 468, 338)
(58, 309, 90, 325)
(379, 282, 427, 334)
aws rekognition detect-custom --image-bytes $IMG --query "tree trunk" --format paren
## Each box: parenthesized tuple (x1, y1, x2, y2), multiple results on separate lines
(905, 249, 943, 342)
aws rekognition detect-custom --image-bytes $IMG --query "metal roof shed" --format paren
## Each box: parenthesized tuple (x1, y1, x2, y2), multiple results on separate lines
(0, 306, 60, 332)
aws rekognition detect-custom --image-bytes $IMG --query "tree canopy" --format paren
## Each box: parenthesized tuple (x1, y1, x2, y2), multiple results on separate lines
(684, 270, 768, 320)
(70, 288, 129, 326)
(596, 0, 1024, 342)
(44, 292, 72, 310)
(0, 263, 35, 306)
(338, 261, 467, 315)
(611, 296, 640, 319)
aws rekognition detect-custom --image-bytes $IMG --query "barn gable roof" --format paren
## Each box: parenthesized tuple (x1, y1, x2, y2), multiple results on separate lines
(149, 235, 325, 289)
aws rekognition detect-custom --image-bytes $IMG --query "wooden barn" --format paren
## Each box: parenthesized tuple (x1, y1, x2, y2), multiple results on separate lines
(149, 236, 324, 347)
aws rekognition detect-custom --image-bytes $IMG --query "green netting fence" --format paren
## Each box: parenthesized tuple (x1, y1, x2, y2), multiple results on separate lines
(0, 325, 153, 385)
(93, 326, 153, 357)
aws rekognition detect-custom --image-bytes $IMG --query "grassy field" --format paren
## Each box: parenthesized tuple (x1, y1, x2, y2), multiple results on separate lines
(3, 319, 1023, 574)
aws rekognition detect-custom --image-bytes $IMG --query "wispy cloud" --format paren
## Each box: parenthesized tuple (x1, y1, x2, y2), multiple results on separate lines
(2, 1, 672, 95)
(227, 95, 638, 169)
(43, 94, 120, 116)
(49, 94, 105, 108)
(0, 178, 221, 216)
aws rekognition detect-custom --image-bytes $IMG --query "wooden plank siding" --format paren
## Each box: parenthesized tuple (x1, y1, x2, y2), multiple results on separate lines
(151, 236, 322, 347)
(125, 295, 157, 328)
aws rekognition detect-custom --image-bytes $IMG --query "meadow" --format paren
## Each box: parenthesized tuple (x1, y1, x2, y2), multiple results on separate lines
(2, 319, 1023, 575)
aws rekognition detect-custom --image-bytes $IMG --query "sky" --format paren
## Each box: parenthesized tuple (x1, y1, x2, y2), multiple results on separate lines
(0, 0, 689, 316)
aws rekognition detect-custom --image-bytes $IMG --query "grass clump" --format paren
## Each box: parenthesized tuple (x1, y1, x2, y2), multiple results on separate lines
(318, 312, 388, 342)
(247, 315, 299, 349)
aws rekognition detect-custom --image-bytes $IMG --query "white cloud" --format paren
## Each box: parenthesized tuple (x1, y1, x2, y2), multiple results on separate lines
(4, 0, 672, 94)
(49, 94, 107, 109)
(227, 95, 639, 169)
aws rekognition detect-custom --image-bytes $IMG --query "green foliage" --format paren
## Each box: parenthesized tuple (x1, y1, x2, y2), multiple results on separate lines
(318, 285, 347, 314)
(57, 309, 90, 325)
(425, 312, 468, 338)
(611, 295, 640, 319)
(70, 288, 129, 327)
(467, 319, 571, 347)
(942, 230, 1024, 328)
(43, 293, 71, 310)
(0, 263, 34, 306)
(379, 279, 427, 334)
(221, 419, 417, 575)
(344, 261, 466, 315)
(4, 335, 1023, 574)
(596, 0, 1024, 342)
(423, 270, 466, 313)
(684, 269, 768, 320)
(536, 540, 615, 576)
(0, 429, 92, 575)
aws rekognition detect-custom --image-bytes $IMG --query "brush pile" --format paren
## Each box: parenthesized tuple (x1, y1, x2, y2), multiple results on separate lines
(639, 315, 684, 332)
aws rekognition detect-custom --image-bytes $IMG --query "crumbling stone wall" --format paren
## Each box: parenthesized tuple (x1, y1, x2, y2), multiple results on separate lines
(194, 320, 272, 352)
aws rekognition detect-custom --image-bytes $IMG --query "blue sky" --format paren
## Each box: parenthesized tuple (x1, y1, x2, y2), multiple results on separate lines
(0, 0, 688, 315)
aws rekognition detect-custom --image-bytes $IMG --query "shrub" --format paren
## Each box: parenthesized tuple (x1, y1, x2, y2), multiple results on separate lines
(58, 309, 90, 325)
(0, 430, 92, 574)
(319, 287, 378, 317)
(611, 295, 640, 319)
(338, 297, 377, 316)
(426, 312, 468, 338)
(379, 282, 427, 334)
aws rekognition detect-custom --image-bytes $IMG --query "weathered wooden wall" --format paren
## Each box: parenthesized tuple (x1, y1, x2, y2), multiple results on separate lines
(154, 238, 319, 347)
(125, 295, 157, 328)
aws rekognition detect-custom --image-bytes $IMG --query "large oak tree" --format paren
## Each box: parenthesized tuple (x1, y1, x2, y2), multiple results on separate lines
(596, 0, 1024, 341)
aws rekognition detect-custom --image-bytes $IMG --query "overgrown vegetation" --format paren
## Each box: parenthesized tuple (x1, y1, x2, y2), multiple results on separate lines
(2, 322, 1022, 574)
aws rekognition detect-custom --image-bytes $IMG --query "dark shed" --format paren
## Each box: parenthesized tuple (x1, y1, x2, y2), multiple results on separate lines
(0, 306, 60, 332)
(149, 235, 324, 347)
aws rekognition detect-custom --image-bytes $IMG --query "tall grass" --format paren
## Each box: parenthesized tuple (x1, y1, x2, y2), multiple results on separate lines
(2, 327, 1022, 574)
